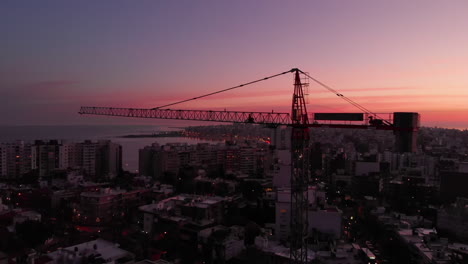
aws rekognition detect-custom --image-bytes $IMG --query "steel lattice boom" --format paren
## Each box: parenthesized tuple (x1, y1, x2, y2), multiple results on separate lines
(79, 107, 291, 125)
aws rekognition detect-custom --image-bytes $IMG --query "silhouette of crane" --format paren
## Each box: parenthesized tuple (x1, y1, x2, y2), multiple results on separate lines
(79, 68, 419, 264)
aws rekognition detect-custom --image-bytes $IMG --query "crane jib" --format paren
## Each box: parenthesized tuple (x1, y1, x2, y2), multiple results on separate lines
(79, 107, 292, 125)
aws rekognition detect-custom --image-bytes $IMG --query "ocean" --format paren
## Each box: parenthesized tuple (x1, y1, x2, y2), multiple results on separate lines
(0, 125, 218, 173)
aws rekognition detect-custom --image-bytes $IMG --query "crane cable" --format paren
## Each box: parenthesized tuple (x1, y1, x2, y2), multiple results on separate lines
(298, 70, 391, 125)
(152, 69, 294, 110)
(151, 68, 390, 125)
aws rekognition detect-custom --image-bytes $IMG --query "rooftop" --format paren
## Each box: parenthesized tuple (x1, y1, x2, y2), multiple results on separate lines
(81, 188, 126, 198)
(48, 239, 133, 264)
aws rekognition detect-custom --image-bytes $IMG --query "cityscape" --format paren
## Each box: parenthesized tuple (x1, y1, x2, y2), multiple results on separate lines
(1, 1, 468, 264)
(1, 125, 468, 264)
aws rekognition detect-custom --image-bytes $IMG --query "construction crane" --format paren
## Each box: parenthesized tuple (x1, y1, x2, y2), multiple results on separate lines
(79, 68, 419, 264)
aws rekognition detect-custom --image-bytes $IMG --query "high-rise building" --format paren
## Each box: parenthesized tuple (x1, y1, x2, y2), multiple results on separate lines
(97, 140, 122, 179)
(59, 142, 83, 169)
(139, 143, 159, 177)
(240, 147, 256, 176)
(32, 140, 61, 178)
(393, 112, 420, 153)
(0, 146, 6, 177)
(81, 140, 122, 179)
(82, 140, 98, 178)
(0, 141, 32, 180)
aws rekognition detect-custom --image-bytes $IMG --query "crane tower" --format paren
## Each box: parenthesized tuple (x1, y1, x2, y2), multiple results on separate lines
(79, 68, 420, 264)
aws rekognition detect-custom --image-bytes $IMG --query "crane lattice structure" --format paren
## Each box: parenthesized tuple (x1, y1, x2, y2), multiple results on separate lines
(79, 68, 420, 264)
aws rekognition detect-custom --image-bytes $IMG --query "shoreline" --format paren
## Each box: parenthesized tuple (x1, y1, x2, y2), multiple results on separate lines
(118, 131, 184, 138)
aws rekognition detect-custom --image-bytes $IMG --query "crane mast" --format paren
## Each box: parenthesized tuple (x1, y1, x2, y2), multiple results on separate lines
(290, 69, 310, 262)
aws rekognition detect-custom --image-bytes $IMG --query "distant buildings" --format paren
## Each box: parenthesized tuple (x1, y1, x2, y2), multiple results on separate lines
(139, 141, 270, 179)
(0, 140, 122, 181)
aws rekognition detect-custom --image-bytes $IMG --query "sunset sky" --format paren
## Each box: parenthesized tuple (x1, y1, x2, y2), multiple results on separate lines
(1, 1, 468, 128)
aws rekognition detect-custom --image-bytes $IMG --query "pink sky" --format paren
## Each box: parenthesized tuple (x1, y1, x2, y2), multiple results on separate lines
(1, 1, 468, 129)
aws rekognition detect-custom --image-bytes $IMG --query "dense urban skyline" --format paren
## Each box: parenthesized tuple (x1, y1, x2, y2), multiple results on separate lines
(1, 1, 468, 129)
